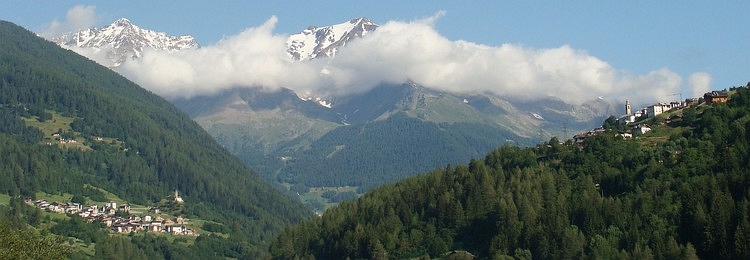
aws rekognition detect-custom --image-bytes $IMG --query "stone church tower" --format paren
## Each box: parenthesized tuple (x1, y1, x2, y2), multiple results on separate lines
(173, 189, 184, 204)
(625, 100, 632, 115)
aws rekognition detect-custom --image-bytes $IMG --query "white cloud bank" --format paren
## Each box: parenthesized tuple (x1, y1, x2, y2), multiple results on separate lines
(119, 17, 325, 98)
(50, 8, 711, 104)
(40, 5, 97, 39)
(687, 72, 713, 99)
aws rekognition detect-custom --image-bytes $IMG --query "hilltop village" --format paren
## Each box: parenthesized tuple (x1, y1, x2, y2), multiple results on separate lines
(574, 90, 729, 144)
(25, 190, 197, 236)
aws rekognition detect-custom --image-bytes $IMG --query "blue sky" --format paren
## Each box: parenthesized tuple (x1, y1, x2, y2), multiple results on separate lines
(1, 1, 748, 103)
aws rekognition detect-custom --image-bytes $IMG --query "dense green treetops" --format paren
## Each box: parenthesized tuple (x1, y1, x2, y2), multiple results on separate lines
(0, 20, 309, 258)
(280, 113, 529, 191)
(270, 86, 750, 259)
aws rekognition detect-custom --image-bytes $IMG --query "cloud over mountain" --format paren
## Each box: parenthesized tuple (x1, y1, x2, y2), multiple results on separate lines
(40, 5, 97, 39)
(320, 16, 685, 103)
(51, 7, 708, 104)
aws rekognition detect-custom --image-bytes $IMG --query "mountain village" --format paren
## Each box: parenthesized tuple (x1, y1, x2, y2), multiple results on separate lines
(25, 190, 197, 236)
(574, 90, 730, 144)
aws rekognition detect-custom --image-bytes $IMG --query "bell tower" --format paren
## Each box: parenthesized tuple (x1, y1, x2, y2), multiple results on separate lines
(625, 100, 632, 115)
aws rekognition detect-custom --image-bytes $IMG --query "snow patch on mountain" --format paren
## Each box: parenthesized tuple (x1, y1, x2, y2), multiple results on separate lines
(296, 92, 335, 109)
(317, 99, 333, 108)
(531, 113, 544, 120)
(52, 18, 198, 67)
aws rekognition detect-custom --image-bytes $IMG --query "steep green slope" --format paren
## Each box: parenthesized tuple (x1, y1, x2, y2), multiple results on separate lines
(270, 86, 750, 259)
(0, 20, 309, 258)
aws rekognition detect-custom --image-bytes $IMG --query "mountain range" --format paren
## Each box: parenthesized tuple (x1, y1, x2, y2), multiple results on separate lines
(53, 18, 616, 208)
(52, 18, 198, 67)
(52, 17, 376, 66)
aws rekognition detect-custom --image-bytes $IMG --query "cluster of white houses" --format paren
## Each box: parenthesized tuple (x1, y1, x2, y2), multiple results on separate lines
(47, 133, 109, 146)
(621, 91, 728, 125)
(617, 99, 690, 125)
(46, 132, 79, 146)
(27, 199, 197, 236)
(574, 91, 729, 144)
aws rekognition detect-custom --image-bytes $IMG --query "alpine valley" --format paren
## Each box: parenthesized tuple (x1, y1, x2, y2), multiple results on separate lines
(0, 20, 309, 258)
(56, 18, 617, 209)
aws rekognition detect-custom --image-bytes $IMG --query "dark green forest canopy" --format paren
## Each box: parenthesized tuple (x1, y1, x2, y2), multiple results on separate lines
(0, 20, 309, 258)
(279, 113, 529, 190)
(270, 86, 750, 259)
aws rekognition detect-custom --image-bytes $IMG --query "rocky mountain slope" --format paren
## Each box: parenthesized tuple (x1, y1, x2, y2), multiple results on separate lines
(173, 82, 615, 197)
(287, 17, 378, 61)
(52, 18, 198, 67)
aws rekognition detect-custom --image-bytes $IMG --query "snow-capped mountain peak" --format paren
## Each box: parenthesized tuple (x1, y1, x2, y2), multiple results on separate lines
(285, 18, 378, 108)
(287, 17, 378, 61)
(53, 18, 199, 67)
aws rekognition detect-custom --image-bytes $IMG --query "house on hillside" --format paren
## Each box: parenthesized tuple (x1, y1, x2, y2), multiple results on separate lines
(149, 221, 163, 232)
(102, 217, 113, 227)
(685, 98, 699, 106)
(617, 131, 633, 139)
(704, 91, 729, 104)
(617, 114, 636, 125)
(166, 225, 184, 235)
(573, 128, 606, 147)
(65, 203, 83, 214)
(634, 110, 644, 118)
(633, 124, 652, 135)
(118, 204, 131, 213)
(646, 103, 671, 118)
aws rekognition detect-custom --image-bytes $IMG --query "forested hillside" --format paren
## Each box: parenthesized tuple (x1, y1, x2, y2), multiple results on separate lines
(0, 20, 309, 258)
(271, 86, 750, 259)
(280, 113, 528, 190)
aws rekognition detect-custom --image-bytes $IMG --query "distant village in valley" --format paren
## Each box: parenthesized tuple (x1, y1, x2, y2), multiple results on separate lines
(573, 90, 730, 145)
(26, 189, 197, 236)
